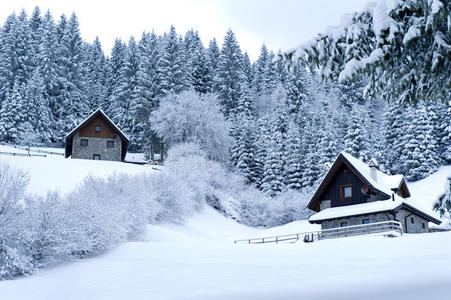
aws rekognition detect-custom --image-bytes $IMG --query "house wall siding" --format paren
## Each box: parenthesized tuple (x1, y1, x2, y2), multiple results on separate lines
(320, 209, 430, 233)
(321, 212, 393, 230)
(319, 165, 371, 208)
(394, 209, 429, 233)
(72, 132, 122, 161)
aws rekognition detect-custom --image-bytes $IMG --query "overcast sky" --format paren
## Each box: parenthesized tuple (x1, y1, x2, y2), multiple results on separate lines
(0, 0, 369, 60)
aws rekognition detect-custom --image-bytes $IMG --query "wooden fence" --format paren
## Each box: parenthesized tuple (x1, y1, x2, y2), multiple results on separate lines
(0, 142, 64, 157)
(234, 221, 403, 244)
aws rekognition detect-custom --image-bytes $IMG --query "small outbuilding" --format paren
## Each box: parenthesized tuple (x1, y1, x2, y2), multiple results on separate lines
(308, 152, 441, 233)
(65, 109, 129, 162)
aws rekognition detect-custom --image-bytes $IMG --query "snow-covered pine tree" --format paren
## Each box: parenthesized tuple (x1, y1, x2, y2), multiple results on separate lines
(400, 106, 441, 181)
(261, 136, 285, 197)
(344, 104, 370, 162)
(242, 52, 253, 86)
(284, 121, 303, 190)
(54, 13, 88, 140)
(0, 81, 24, 142)
(23, 70, 53, 143)
(109, 37, 140, 148)
(281, 0, 450, 105)
(252, 44, 269, 97)
(190, 39, 213, 94)
(214, 29, 244, 117)
(383, 102, 409, 174)
(206, 38, 220, 81)
(106, 38, 127, 111)
(230, 83, 259, 185)
(37, 11, 59, 135)
(159, 25, 186, 96)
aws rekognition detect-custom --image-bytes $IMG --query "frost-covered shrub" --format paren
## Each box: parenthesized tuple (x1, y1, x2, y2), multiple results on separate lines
(150, 90, 232, 162)
(164, 143, 313, 227)
(0, 243, 34, 279)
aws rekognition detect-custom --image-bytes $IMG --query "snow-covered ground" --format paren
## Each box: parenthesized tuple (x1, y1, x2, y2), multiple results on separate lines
(408, 165, 451, 219)
(0, 207, 451, 300)
(0, 144, 156, 195)
(0, 147, 450, 299)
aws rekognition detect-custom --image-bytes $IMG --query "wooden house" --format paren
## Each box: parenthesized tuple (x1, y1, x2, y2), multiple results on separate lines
(65, 109, 129, 162)
(308, 152, 441, 233)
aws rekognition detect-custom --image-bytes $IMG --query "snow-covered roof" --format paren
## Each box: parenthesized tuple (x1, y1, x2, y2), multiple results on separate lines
(340, 152, 406, 196)
(310, 198, 402, 222)
(65, 108, 130, 141)
(307, 151, 410, 212)
(309, 194, 441, 224)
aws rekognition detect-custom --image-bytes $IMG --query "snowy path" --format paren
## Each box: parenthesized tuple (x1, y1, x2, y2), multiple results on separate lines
(1, 208, 451, 300)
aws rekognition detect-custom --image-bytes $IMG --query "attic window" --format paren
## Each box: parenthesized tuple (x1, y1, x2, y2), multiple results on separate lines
(344, 170, 348, 176)
(340, 185, 352, 198)
(95, 125, 102, 132)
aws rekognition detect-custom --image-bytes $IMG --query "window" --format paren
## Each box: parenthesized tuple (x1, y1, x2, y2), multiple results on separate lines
(80, 139, 88, 147)
(107, 141, 114, 148)
(93, 154, 101, 160)
(411, 217, 414, 224)
(362, 218, 370, 225)
(422, 222, 426, 230)
(341, 185, 352, 198)
(340, 221, 348, 227)
(95, 125, 102, 132)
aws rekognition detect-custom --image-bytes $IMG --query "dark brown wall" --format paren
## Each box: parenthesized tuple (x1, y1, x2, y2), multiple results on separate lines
(319, 165, 371, 207)
(79, 116, 118, 139)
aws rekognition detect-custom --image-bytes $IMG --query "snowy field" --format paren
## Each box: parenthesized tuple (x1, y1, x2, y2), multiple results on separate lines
(0, 207, 451, 300)
(0, 147, 450, 299)
(0, 144, 158, 195)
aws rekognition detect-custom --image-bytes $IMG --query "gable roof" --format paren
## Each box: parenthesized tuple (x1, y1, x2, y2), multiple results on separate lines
(64, 109, 130, 161)
(309, 194, 441, 225)
(307, 152, 410, 212)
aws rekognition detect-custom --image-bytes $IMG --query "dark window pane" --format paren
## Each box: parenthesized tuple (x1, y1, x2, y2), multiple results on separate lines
(107, 141, 114, 148)
(93, 154, 101, 160)
(340, 221, 348, 227)
(411, 217, 414, 224)
(362, 219, 370, 224)
(80, 139, 88, 146)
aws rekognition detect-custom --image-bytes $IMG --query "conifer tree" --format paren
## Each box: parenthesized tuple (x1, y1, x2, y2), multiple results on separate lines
(215, 29, 244, 116)
(159, 26, 186, 96)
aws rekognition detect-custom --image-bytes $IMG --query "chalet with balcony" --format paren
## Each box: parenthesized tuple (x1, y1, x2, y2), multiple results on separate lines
(308, 152, 441, 233)
(65, 109, 129, 162)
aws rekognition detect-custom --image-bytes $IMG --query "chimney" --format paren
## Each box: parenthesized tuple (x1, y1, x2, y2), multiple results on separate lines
(369, 158, 379, 182)
(391, 188, 399, 201)
(323, 162, 332, 172)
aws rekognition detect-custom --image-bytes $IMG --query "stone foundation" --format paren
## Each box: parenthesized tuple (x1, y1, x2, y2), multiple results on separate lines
(71, 133, 122, 161)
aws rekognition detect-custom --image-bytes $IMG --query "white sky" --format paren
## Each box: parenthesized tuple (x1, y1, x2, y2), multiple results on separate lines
(0, 0, 369, 61)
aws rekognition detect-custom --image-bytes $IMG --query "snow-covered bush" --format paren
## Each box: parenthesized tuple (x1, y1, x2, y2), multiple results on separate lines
(163, 143, 313, 227)
(149, 90, 232, 162)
